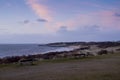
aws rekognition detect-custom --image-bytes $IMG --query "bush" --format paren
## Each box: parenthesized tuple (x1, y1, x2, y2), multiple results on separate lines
(97, 50, 108, 55)
(1, 56, 21, 64)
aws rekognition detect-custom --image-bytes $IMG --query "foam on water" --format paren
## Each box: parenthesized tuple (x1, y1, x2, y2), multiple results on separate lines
(0, 44, 75, 58)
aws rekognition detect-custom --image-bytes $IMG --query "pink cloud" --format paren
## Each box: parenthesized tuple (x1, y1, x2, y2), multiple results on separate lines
(92, 11, 120, 30)
(26, 0, 64, 33)
(26, 0, 120, 34)
(65, 10, 120, 31)
(27, 0, 52, 21)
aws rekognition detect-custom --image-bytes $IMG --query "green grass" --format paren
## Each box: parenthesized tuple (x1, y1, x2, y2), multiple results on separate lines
(38, 52, 120, 63)
(0, 53, 120, 80)
(61, 73, 120, 80)
(0, 53, 120, 68)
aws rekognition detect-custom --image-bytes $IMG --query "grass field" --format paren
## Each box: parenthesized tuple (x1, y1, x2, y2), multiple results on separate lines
(0, 53, 120, 80)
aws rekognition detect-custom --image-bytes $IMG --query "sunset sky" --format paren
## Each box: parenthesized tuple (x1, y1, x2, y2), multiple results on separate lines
(0, 0, 120, 43)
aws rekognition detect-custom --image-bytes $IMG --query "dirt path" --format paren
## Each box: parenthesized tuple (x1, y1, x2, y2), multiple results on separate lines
(0, 54, 120, 80)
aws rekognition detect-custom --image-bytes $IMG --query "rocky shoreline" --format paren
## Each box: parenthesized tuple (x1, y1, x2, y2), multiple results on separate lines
(0, 41, 120, 64)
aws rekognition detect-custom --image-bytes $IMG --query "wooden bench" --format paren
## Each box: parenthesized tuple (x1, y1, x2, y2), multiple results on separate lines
(73, 53, 86, 59)
(19, 58, 35, 65)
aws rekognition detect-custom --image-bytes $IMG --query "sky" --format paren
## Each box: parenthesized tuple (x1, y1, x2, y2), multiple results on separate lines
(0, 0, 120, 43)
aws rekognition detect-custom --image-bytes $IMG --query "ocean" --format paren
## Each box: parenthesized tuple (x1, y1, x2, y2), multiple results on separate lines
(0, 44, 75, 58)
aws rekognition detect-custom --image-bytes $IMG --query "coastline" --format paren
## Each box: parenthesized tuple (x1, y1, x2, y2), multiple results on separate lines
(0, 45, 79, 58)
(0, 41, 120, 64)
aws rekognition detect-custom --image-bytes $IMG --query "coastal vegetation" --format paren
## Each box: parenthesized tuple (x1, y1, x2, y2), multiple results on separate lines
(0, 41, 120, 65)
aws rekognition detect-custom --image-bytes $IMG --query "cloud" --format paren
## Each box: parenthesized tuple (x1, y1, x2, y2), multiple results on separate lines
(27, 0, 52, 21)
(1, 26, 120, 43)
(57, 26, 68, 33)
(115, 13, 120, 17)
(23, 20, 30, 24)
(26, 0, 60, 33)
(18, 20, 30, 24)
(37, 18, 48, 22)
(20, 19, 47, 24)
(65, 10, 120, 31)
(26, 0, 120, 34)
(56, 25, 120, 42)
(0, 28, 8, 35)
(0, 28, 7, 31)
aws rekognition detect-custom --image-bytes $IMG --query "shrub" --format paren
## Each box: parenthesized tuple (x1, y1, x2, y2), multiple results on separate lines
(97, 50, 108, 55)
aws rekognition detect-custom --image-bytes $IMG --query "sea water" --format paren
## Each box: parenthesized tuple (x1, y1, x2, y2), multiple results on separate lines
(0, 44, 74, 58)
